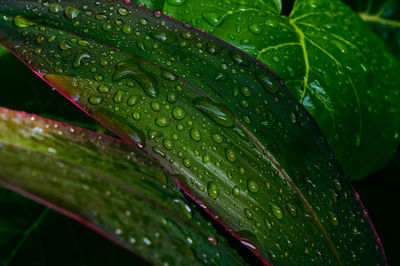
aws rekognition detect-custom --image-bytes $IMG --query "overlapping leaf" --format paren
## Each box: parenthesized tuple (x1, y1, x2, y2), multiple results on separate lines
(0, 107, 245, 265)
(0, 0, 386, 264)
(344, 0, 400, 61)
(163, 0, 400, 180)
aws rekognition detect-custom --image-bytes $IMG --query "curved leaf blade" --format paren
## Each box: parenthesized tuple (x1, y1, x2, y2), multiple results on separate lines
(0, 107, 245, 266)
(163, 0, 400, 181)
(0, 1, 386, 264)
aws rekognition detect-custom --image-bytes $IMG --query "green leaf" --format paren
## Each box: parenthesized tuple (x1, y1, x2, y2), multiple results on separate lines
(0, 107, 245, 265)
(0, 1, 386, 264)
(163, 0, 400, 180)
(343, 0, 400, 61)
(0, 187, 147, 266)
(135, 0, 166, 11)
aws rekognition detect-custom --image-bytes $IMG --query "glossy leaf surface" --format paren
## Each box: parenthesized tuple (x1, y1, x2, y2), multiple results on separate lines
(164, 0, 400, 180)
(0, 0, 386, 264)
(0, 49, 149, 266)
(0, 107, 245, 266)
(344, 0, 400, 61)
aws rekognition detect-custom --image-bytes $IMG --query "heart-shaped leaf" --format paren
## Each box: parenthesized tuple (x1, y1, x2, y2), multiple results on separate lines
(343, 0, 400, 61)
(163, 0, 400, 180)
(0, 1, 386, 264)
(0, 107, 245, 266)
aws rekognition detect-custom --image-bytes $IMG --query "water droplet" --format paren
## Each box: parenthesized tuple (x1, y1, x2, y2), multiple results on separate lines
(143, 237, 152, 246)
(232, 186, 240, 196)
(190, 128, 202, 142)
(202, 154, 211, 163)
(156, 117, 170, 127)
(180, 31, 194, 40)
(88, 96, 102, 105)
(161, 70, 177, 81)
(128, 96, 138, 106)
(240, 86, 252, 97)
(60, 41, 71, 50)
(289, 112, 296, 123)
(261, 112, 276, 128)
(256, 74, 278, 94)
(150, 31, 176, 44)
(248, 24, 262, 35)
(225, 148, 236, 162)
(74, 51, 91, 68)
(194, 97, 234, 127)
(102, 23, 112, 31)
(264, 218, 272, 229)
(207, 182, 219, 200)
(167, 92, 177, 103)
(163, 139, 174, 150)
(118, 8, 129, 16)
(229, 51, 249, 66)
(140, 18, 148, 25)
(114, 90, 124, 103)
(202, 11, 222, 26)
(14, 16, 35, 28)
(113, 63, 158, 98)
(123, 24, 133, 35)
(244, 208, 253, 219)
(207, 42, 221, 55)
(65, 6, 79, 20)
(270, 203, 283, 219)
(247, 179, 258, 193)
(49, 4, 62, 14)
(172, 106, 186, 120)
(286, 203, 297, 216)
(183, 158, 191, 167)
(329, 212, 339, 226)
(132, 112, 141, 121)
(211, 133, 223, 143)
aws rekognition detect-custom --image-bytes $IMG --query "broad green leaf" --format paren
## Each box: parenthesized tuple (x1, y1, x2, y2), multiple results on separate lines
(0, 187, 148, 266)
(0, 1, 386, 264)
(343, 0, 400, 61)
(0, 107, 245, 266)
(163, 0, 400, 180)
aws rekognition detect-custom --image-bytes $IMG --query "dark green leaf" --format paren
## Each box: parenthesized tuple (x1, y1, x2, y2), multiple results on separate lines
(163, 0, 400, 180)
(0, 107, 245, 265)
(0, 1, 386, 264)
(343, 0, 400, 61)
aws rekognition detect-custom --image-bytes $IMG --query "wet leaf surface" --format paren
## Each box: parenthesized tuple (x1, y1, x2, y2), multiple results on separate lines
(0, 107, 245, 266)
(0, 0, 386, 264)
(163, 0, 400, 180)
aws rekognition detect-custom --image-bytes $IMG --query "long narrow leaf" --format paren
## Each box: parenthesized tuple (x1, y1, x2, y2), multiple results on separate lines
(0, 1, 386, 264)
(0, 107, 245, 266)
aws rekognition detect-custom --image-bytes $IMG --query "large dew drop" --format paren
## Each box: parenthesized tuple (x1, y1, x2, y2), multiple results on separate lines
(207, 181, 219, 200)
(14, 16, 35, 28)
(113, 63, 158, 98)
(193, 97, 234, 127)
